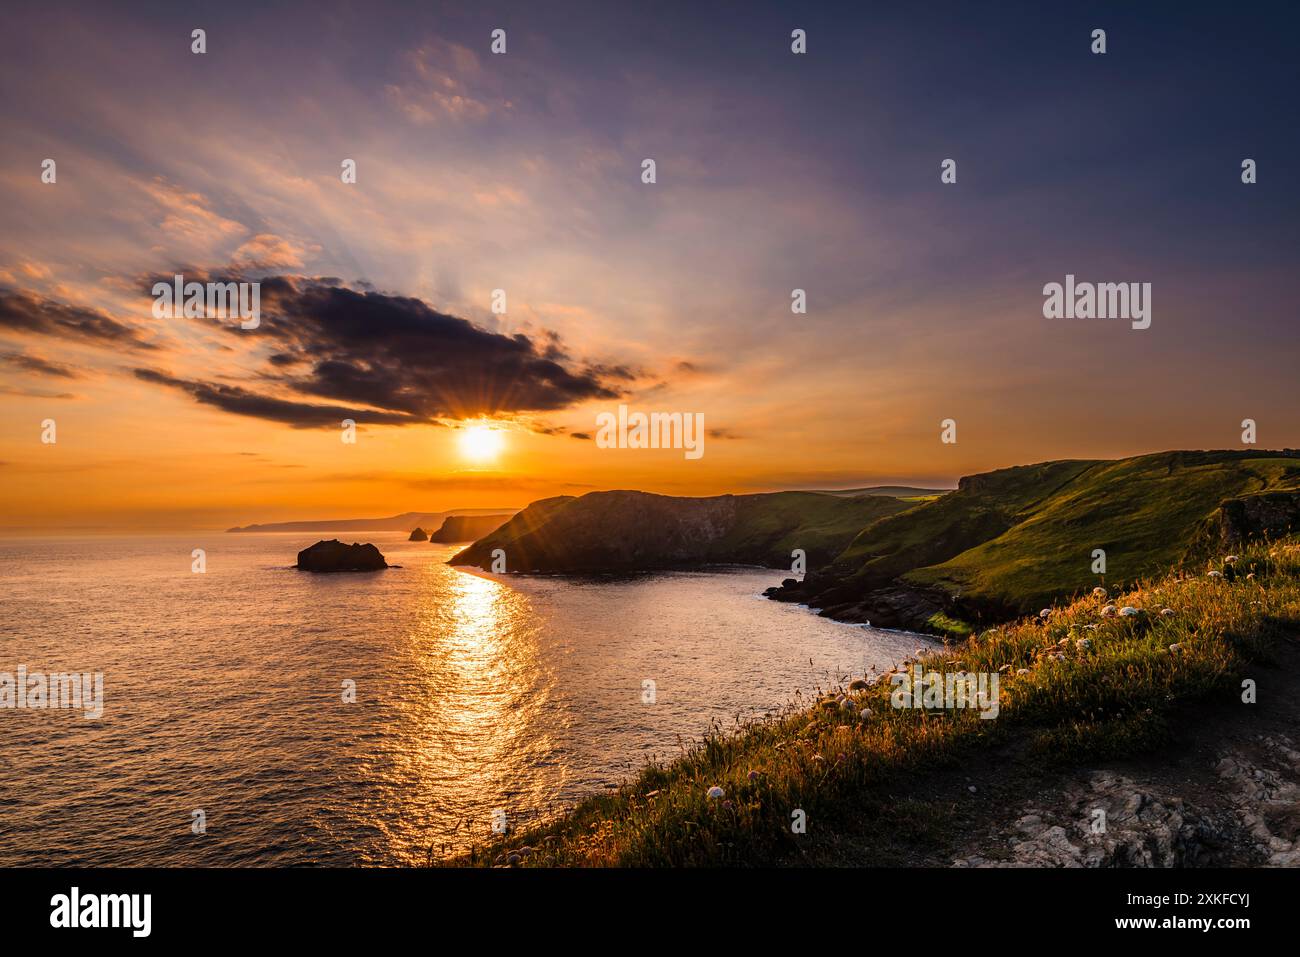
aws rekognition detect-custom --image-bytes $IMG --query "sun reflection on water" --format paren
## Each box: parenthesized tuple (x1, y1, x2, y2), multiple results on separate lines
(407, 566, 559, 850)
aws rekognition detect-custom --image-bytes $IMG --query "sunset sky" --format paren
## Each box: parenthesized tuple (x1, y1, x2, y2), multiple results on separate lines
(1, 1, 1297, 531)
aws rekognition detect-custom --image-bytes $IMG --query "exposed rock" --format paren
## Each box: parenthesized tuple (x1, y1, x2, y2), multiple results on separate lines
(951, 734, 1300, 868)
(296, 539, 388, 572)
(1218, 491, 1300, 549)
(408, 527, 428, 541)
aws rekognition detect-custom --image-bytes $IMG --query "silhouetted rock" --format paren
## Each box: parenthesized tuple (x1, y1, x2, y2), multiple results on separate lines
(429, 513, 513, 543)
(296, 539, 388, 572)
(408, 527, 428, 541)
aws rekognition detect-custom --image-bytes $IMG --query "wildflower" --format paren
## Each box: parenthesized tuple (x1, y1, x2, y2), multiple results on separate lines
(1208, 570, 1224, 579)
(859, 707, 872, 719)
(1016, 668, 1030, 676)
(1076, 638, 1092, 650)
(1039, 608, 1052, 619)
(1224, 555, 1239, 563)
(747, 770, 760, 782)
(1092, 586, 1107, 598)
(1160, 608, 1175, 617)
(707, 786, 725, 799)
(1101, 605, 1118, 617)
(1119, 606, 1140, 617)
(1168, 644, 1182, 654)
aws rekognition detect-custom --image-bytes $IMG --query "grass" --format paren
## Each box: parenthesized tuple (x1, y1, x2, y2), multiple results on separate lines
(443, 535, 1300, 867)
(907, 451, 1300, 613)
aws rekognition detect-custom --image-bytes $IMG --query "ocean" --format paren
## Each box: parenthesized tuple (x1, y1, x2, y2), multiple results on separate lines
(0, 532, 926, 865)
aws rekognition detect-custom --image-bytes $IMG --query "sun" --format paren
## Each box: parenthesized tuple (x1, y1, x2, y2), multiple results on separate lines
(458, 424, 505, 463)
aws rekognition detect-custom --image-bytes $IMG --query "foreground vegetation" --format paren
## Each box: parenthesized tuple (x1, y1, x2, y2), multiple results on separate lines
(447, 536, 1300, 866)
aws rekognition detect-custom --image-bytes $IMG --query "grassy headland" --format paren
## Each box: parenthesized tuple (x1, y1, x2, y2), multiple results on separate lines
(779, 450, 1300, 632)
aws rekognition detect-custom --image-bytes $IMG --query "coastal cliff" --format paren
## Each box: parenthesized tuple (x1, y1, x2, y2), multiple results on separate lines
(448, 489, 917, 573)
(450, 450, 1300, 636)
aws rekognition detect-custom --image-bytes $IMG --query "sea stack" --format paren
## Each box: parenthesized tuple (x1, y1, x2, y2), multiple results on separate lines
(296, 539, 388, 572)
(408, 527, 429, 541)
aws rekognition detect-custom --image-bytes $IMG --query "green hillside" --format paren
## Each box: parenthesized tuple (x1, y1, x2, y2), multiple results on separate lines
(908, 451, 1300, 611)
(777, 450, 1300, 632)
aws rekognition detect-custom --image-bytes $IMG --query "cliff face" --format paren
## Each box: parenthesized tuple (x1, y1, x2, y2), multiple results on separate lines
(429, 513, 514, 543)
(448, 490, 911, 573)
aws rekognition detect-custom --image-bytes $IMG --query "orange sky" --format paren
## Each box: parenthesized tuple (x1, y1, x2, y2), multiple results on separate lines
(2, 6, 1296, 532)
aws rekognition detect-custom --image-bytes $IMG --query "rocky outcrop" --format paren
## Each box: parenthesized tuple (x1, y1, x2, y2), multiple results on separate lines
(765, 576, 950, 630)
(429, 513, 512, 543)
(952, 733, 1300, 868)
(1218, 491, 1300, 549)
(296, 539, 388, 572)
(408, 527, 429, 541)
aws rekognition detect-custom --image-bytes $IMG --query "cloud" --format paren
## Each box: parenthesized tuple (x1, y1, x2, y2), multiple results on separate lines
(180, 276, 629, 424)
(0, 288, 156, 350)
(0, 385, 77, 399)
(383, 39, 503, 126)
(0, 351, 84, 379)
(230, 234, 309, 270)
(132, 368, 423, 428)
(139, 177, 247, 244)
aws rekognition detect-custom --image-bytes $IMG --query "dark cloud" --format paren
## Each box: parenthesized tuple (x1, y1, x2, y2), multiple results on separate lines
(133, 368, 422, 428)
(0, 351, 84, 379)
(569, 431, 592, 440)
(0, 288, 156, 350)
(137, 275, 633, 428)
(0, 385, 77, 399)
